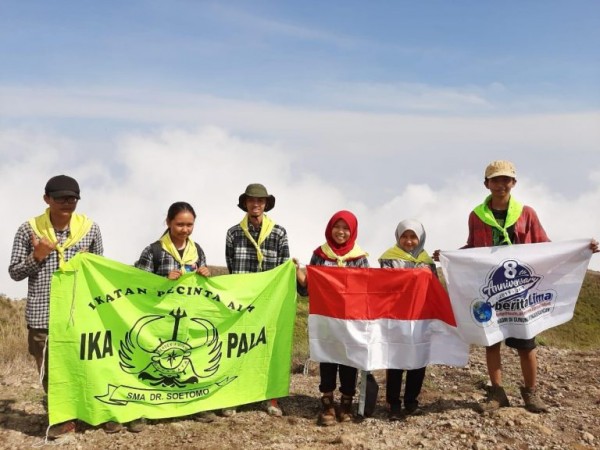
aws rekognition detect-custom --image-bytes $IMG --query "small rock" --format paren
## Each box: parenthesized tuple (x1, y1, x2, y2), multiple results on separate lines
(582, 432, 595, 444)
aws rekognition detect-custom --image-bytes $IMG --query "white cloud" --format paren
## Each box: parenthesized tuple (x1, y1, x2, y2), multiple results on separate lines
(2, 126, 598, 300)
(316, 82, 493, 112)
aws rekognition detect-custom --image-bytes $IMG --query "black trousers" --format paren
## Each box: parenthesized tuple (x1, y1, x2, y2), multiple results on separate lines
(386, 367, 426, 406)
(319, 362, 358, 396)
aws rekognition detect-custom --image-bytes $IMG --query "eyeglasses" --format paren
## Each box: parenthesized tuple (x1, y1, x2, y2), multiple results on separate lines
(52, 196, 79, 204)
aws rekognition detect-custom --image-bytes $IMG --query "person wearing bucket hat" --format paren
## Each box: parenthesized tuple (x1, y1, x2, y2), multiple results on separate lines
(8, 175, 103, 439)
(433, 160, 599, 415)
(225, 183, 290, 417)
(237, 183, 276, 213)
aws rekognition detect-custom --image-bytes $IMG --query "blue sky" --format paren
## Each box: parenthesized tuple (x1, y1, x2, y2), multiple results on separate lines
(1, 1, 599, 298)
(2, 1, 598, 109)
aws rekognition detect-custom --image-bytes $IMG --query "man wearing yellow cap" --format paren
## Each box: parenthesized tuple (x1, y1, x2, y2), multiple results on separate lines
(434, 161, 599, 414)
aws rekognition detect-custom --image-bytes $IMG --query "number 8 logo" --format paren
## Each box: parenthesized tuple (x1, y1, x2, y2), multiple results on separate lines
(503, 260, 518, 279)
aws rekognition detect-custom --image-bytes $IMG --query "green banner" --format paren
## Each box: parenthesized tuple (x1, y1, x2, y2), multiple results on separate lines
(48, 254, 297, 426)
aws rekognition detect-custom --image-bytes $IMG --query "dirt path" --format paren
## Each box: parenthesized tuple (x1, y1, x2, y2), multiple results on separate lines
(1, 346, 598, 449)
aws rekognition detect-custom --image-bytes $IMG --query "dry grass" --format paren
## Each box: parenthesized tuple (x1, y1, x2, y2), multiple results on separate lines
(0, 296, 30, 374)
(292, 296, 309, 371)
(537, 270, 600, 349)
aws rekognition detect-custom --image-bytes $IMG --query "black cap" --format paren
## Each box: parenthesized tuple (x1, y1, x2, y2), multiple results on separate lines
(44, 175, 81, 199)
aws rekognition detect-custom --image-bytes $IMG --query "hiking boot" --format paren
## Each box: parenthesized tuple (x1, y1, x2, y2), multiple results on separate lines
(388, 403, 402, 421)
(404, 402, 423, 416)
(103, 421, 124, 434)
(317, 394, 336, 427)
(477, 385, 510, 413)
(337, 395, 354, 423)
(47, 420, 76, 439)
(193, 411, 217, 423)
(127, 418, 147, 433)
(220, 408, 236, 417)
(520, 386, 548, 413)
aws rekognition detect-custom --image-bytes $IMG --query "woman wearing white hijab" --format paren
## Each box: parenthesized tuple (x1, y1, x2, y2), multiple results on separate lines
(378, 219, 437, 420)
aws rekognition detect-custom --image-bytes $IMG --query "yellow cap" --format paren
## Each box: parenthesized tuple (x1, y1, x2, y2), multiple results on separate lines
(485, 160, 516, 179)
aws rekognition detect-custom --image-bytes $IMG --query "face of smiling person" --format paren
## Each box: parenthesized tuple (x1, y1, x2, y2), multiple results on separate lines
(245, 197, 267, 219)
(397, 229, 419, 253)
(331, 219, 351, 245)
(167, 211, 195, 247)
(484, 176, 516, 201)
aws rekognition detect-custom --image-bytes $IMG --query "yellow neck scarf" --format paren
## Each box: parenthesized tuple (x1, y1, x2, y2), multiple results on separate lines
(28, 208, 93, 269)
(473, 195, 523, 245)
(240, 214, 275, 270)
(320, 243, 368, 267)
(159, 233, 199, 268)
(378, 245, 433, 265)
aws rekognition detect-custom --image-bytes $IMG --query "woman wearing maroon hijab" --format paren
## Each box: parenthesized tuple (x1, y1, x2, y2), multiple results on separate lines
(297, 210, 369, 426)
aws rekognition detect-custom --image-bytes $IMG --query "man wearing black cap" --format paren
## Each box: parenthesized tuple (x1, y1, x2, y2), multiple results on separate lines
(224, 183, 290, 416)
(8, 175, 103, 438)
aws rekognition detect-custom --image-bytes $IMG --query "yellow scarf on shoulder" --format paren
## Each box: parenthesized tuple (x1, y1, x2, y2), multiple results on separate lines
(159, 233, 199, 268)
(473, 195, 523, 245)
(240, 214, 275, 270)
(378, 245, 433, 265)
(29, 208, 93, 269)
(320, 243, 368, 267)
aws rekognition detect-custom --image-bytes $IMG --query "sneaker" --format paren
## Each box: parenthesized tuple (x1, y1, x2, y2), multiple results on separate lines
(337, 395, 354, 423)
(388, 403, 402, 421)
(47, 420, 76, 439)
(266, 402, 283, 417)
(520, 386, 548, 413)
(317, 394, 336, 427)
(193, 411, 217, 423)
(220, 408, 237, 417)
(103, 421, 124, 434)
(477, 385, 510, 413)
(127, 418, 147, 433)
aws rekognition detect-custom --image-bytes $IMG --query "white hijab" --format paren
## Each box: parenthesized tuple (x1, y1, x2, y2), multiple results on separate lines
(395, 219, 427, 258)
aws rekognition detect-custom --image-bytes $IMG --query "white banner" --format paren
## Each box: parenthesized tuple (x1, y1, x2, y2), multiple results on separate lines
(440, 239, 593, 346)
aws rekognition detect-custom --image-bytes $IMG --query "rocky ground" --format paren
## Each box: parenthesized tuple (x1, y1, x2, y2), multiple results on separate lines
(0, 346, 598, 449)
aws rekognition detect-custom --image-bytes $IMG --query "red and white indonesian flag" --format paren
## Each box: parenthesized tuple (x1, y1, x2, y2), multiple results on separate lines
(440, 239, 593, 347)
(307, 266, 469, 371)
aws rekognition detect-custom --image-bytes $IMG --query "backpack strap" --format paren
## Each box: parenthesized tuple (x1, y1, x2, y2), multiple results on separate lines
(194, 242, 203, 263)
(150, 240, 163, 273)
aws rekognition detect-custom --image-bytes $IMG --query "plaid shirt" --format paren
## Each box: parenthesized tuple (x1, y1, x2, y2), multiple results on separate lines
(298, 252, 370, 297)
(8, 220, 103, 328)
(464, 205, 550, 248)
(135, 243, 207, 276)
(225, 222, 289, 274)
(379, 258, 437, 276)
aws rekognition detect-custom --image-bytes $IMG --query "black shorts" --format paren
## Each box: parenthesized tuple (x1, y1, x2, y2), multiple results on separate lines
(505, 337, 536, 350)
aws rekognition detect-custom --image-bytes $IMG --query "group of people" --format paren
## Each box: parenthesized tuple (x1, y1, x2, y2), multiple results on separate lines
(8, 160, 599, 439)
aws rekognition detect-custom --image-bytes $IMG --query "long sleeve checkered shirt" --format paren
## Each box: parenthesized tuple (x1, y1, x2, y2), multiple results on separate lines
(135, 243, 207, 276)
(225, 222, 290, 274)
(8, 220, 103, 329)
